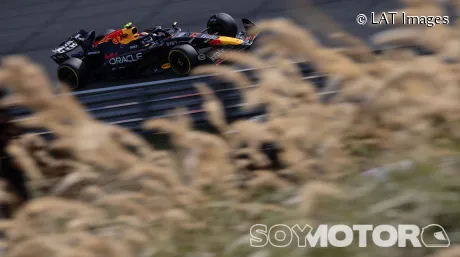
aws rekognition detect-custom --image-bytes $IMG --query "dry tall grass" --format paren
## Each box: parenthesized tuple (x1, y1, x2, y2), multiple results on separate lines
(0, 1, 460, 256)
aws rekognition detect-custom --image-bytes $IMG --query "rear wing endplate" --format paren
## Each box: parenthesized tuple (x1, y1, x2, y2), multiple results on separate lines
(52, 31, 86, 54)
(51, 30, 87, 64)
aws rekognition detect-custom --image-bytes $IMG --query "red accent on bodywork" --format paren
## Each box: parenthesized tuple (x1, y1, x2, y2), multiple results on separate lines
(96, 30, 124, 45)
(245, 35, 255, 41)
(104, 52, 118, 60)
(209, 39, 221, 45)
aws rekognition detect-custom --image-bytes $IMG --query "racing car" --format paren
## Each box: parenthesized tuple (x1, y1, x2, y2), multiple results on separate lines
(51, 13, 258, 90)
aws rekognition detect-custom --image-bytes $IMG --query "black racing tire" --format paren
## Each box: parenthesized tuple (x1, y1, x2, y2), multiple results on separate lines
(168, 44, 198, 75)
(57, 58, 90, 90)
(207, 13, 238, 37)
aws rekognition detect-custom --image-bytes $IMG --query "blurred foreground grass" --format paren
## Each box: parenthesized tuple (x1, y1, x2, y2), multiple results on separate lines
(1, 0, 460, 256)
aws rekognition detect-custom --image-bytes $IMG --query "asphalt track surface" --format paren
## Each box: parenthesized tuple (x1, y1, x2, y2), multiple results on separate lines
(1, 0, 402, 91)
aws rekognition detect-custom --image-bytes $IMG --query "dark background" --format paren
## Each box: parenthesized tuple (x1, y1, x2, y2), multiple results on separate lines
(1, 0, 402, 89)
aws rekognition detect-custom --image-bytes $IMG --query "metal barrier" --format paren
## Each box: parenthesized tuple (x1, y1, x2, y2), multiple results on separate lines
(8, 61, 331, 136)
(3, 45, 435, 154)
(9, 43, 434, 135)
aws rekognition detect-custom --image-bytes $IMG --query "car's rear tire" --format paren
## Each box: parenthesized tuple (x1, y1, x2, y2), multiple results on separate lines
(57, 58, 90, 90)
(168, 44, 198, 75)
(207, 13, 238, 37)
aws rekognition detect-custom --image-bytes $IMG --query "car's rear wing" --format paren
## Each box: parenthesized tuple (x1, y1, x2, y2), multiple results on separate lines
(241, 18, 258, 44)
(50, 30, 89, 64)
(242, 18, 255, 32)
(242, 32, 259, 45)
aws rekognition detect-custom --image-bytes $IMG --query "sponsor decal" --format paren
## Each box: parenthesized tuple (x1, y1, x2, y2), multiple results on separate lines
(209, 39, 222, 46)
(53, 33, 87, 53)
(97, 30, 123, 44)
(104, 52, 118, 60)
(87, 51, 100, 55)
(197, 54, 206, 61)
(215, 37, 243, 45)
(74, 33, 85, 40)
(166, 41, 178, 46)
(130, 45, 138, 49)
(209, 48, 226, 62)
(161, 63, 171, 69)
(97, 30, 132, 45)
(199, 34, 218, 39)
(109, 52, 143, 65)
(174, 32, 188, 38)
(244, 34, 258, 41)
(54, 41, 78, 54)
(51, 53, 69, 62)
(190, 32, 218, 39)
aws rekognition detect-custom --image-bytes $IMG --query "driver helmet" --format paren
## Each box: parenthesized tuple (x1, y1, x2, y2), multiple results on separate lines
(121, 22, 139, 42)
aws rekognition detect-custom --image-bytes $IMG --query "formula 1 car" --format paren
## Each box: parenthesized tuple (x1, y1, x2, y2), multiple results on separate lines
(50, 13, 258, 90)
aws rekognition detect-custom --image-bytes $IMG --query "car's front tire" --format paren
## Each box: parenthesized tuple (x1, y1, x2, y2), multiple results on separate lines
(168, 44, 198, 75)
(57, 58, 90, 90)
